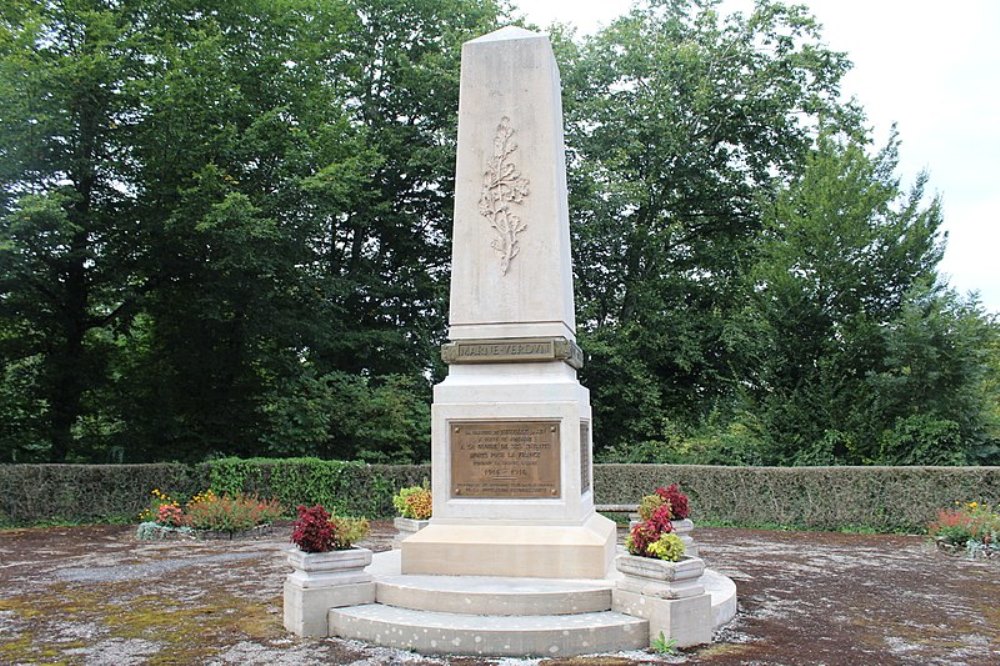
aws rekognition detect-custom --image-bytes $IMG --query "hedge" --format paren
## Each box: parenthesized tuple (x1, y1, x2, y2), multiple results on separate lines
(1, 460, 997, 532)
(0, 463, 208, 526)
(594, 464, 1000, 532)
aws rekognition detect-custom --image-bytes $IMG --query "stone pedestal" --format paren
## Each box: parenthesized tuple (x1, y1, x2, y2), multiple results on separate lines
(672, 519, 698, 557)
(400, 26, 615, 579)
(283, 547, 375, 637)
(611, 554, 713, 648)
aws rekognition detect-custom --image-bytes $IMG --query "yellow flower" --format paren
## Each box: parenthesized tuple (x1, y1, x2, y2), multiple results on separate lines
(968, 501, 979, 509)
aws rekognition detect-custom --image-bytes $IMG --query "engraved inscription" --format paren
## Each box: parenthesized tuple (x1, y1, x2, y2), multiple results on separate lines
(457, 341, 552, 360)
(451, 421, 560, 498)
(580, 422, 591, 494)
(441, 337, 584, 369)
(479, 117, 529, 275)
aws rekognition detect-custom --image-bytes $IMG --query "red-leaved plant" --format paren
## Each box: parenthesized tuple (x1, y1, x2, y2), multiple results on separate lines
(655, 483, 690, 520)
(626, 483, 691, 560)
(291, 504, 335, 553)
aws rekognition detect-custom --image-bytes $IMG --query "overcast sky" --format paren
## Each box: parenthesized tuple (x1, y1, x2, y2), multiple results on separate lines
(514, 0, 1000, 314)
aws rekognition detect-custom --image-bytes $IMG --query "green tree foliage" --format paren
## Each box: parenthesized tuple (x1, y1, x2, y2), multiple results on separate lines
(0, 0, 502, 462)
(562, 0, 858, 454)
(1, 0, 996, 466)
(743, 132, 998, 465)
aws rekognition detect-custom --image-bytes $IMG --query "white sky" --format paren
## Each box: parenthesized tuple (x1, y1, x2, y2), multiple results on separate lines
(514, 0, 1000, 314)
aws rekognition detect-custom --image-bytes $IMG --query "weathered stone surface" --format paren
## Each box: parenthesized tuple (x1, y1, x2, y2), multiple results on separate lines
(448, 27, 576, 342)
(612, 587, 713, 649)
(404, 25, 610, 578)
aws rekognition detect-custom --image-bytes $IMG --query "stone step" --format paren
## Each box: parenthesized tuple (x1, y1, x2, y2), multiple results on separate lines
(329, 604, 648, 658)
(368, 548, 613, 616)
(375, 574, 612, 616)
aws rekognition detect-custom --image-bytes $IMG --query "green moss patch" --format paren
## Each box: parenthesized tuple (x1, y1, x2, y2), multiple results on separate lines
(0, 582, 283, 664)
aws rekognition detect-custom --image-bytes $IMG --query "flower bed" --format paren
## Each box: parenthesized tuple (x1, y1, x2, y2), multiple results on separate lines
(135, 488, 282, 540)
(928, 501, 999, 561)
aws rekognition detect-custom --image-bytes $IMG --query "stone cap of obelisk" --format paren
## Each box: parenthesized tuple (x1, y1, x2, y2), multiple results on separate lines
(447, 26, 576, 342)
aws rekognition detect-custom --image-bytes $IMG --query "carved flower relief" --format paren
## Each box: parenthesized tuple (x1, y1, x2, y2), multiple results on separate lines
(479, 116, 529, 275)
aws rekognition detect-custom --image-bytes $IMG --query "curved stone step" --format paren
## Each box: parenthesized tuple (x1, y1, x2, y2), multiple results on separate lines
(329, 604, 648, 658)
(376, 574, 612, 615)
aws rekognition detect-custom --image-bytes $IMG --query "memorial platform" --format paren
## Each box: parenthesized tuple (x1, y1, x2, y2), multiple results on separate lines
(328, 549, 737, 658)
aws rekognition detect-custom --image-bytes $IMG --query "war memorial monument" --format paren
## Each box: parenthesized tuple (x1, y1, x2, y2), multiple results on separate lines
(286, 26, 737, 657)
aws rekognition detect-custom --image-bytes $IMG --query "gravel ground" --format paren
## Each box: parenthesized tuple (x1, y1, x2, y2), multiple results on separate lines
(0, 521, 997, 665)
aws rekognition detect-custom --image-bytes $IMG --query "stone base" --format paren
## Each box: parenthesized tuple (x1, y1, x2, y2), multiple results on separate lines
(325, 549, 736, 656)
(400, 514, 616, 578)
(330, 604, 647, 657)
(284, 579, 375, 637)
(283, 548, 376, 637)
(612, 587, 713, 648)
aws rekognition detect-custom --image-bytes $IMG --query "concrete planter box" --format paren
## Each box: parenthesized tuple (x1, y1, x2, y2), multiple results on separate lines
(613, 553, 712, 648)
(672, 519, 698, 557)
(615, 552, 705, 598)
(392, 517, 430, 549)
(283, 546, 375, 637)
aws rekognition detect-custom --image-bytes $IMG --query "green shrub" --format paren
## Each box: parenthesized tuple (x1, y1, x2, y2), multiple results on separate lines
(332, 515, 370, 549)
(393, 485, 432, 519)
(184, 492, 283, 532)
(2, 460, 998, 533)
(0, 463, 207, 526)
(595, 464, 1000, 532)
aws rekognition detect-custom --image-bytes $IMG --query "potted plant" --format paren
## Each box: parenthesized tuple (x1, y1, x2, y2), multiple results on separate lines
(391, 484, 432, 548)
(633, 483, 698, 556)
(283, 504, 375, 637)
(612, 485, 712, 648)
(618, 510, 704, 599)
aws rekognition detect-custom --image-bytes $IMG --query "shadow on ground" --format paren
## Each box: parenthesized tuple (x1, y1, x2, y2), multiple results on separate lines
(1, 521, 997, 665)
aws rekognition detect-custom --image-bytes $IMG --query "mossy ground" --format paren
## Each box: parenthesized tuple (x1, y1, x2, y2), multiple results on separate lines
(0, 581, 284, 664)
(0, 522, 997, 665)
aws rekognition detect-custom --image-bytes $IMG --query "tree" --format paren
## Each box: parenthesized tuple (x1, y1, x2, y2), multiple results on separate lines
(561, 0, 858, 455)
(744, 131, 996, 465)
(0, 0, 149, 461)
(0, 0, 504, 462)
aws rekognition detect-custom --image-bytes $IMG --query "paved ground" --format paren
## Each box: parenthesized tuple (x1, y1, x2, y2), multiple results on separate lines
(0, 521, 997, 665)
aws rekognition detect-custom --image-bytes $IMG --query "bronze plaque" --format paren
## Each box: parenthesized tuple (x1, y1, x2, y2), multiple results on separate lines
(450, 421, 561, 498)
(580, 422, 591, 494)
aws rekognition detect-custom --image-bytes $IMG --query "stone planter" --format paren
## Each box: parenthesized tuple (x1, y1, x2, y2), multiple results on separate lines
(671, 518, 698, 557)
(612, 553, 712, 648)
(615, 552, 705, 599)
(392, 517, 430, 549)
(135, 522, 195, 541)
(283, 546, 375, 637)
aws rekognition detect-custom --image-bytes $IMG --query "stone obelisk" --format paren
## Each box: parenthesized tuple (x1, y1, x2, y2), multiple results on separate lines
(400, 26, 616, 579)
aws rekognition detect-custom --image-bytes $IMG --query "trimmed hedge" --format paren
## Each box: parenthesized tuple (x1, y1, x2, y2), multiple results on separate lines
(0, 463, 208, 526)
(201, 458, 429, 518)
(1, 460, 997, 532)
(595, 464, 1000, 532)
